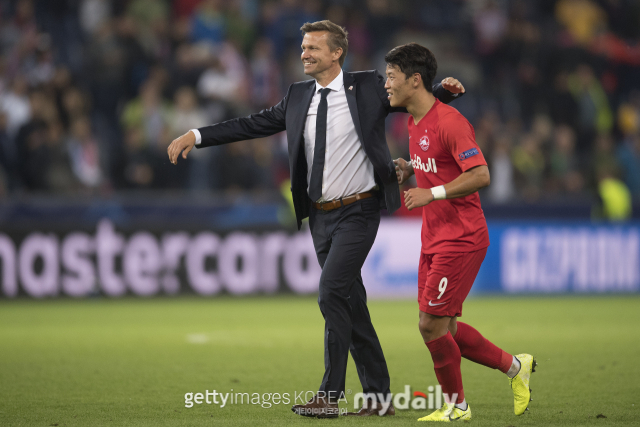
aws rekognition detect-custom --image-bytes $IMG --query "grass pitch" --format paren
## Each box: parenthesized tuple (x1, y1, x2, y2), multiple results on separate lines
(1, 295, 638, 426)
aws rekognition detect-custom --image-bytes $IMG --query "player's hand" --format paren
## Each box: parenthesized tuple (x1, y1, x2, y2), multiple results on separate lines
(404, 188, 434, 210)
(441, 77, 465, 94)
(167, 130, 196, 164)
(394, 158, 414, 185)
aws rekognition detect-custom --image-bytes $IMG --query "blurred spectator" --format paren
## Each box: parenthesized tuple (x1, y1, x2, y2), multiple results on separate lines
(555, 0, 606, 46)
(126, 0, 170, 53)
(24, 34, 55, 87)
(226, 0, 258, 53)
(617, 133, 640, 197)
(80, 0, 112, 36)
(121, 80, 170, 150)
(122, 126, 157, 189)
(591, 132, 620, 184)
(60, 86, 89, 129)
(168, 43, 208, 93)
(14, 89, 57, 190)
(548, 125, 584, 195)
(167, 86, 208, 137)
(548, 71, 579, 129)
(512, 133, 545, 201)
(67, 116, 104, 190)
(567, 64, 613, 144)
(0, 112, 17, 191)
(46, 120, 78, 193)
(473, 0, 508, 57)
(488, 135, 515, 203)
(594, 172, 632, 221)
(173, 0, 203, 20)
(197, 42, 248, 107)
(0, 76, 31, 138)
(190, 0, 226, 45)
(250, 37, 281, 109)
(617, 97, 640, 137)
(85, 20, 128, 123)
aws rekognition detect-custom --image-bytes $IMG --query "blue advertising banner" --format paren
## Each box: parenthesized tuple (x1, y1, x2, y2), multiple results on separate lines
(477, 221, 640, 294)
(361, 219, 640, 297)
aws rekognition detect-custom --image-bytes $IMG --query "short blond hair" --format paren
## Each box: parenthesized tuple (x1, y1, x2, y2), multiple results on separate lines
(300, 20, 348, 67)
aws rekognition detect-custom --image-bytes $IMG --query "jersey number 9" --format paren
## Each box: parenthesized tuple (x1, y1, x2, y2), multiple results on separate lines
(438, 277, 448, 299)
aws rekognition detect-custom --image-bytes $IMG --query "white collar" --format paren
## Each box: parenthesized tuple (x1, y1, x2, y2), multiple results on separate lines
(315, 69, 344, 94)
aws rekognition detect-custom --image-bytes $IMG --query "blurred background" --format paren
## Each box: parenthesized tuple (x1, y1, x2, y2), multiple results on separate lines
(0, 0, 639, 298)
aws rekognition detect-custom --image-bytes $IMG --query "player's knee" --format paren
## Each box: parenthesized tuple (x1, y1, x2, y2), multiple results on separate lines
(418, 317, 436, 337)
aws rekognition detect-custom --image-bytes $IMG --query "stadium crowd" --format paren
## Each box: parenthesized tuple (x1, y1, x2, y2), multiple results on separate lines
(0, 0, 639, 206)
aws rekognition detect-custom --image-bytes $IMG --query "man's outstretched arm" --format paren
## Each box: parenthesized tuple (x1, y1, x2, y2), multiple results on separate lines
(168, 91, 289, 164)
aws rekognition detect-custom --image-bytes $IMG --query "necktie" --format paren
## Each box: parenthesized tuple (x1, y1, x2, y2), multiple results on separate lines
(309, 88, 331, 202)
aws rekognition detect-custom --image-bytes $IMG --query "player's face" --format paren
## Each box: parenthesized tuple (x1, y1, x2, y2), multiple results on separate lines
(301, 32, 339, 77)
(385, 64, 413, 107)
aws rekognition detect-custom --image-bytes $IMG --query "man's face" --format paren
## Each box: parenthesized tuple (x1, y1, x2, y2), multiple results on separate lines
(384, 64, 413, 107)
(301, 32, 339, 77)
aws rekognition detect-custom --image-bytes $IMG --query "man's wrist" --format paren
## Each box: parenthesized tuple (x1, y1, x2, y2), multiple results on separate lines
(190, 129, 202, 146)
(430, 185, 446, 200)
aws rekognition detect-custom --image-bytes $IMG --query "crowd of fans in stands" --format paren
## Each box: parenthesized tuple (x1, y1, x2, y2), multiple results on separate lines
(0, 0, 639, 206)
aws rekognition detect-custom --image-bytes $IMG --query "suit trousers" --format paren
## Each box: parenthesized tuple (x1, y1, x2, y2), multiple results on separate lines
(309, 196, 391, 402)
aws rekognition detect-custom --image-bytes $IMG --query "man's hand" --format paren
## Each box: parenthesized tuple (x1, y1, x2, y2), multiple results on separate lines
(394, 158, 414, 185)
(167, 130, 196, 164)
(441, 77, 465, 94)
(404, 188, 434, 210)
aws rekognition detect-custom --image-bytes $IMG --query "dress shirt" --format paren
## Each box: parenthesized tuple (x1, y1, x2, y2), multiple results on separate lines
(304, 70, 376, 202)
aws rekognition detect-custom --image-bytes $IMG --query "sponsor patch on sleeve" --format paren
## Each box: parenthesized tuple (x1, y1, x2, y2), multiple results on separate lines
(458, 148, 479, 160)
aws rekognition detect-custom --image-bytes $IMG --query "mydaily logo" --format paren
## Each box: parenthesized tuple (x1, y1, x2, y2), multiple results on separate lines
(353, 385, 456, 414)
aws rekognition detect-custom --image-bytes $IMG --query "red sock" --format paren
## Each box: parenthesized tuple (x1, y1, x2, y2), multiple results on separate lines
(426, 332, 464, 404)
(453, 322, 512, 373)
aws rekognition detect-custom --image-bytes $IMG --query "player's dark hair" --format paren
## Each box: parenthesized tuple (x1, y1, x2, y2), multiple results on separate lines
(300, 20, 348, 67)
(384, 43, 437, 92)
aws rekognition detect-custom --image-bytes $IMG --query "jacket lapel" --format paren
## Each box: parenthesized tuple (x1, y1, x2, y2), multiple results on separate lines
(288, 81, 316, 180)
(343, 72, 366, 149)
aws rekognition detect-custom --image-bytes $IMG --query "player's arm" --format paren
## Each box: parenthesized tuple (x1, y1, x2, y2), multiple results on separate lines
(404, 165, 490, 210)
(433, 77, 466, 104)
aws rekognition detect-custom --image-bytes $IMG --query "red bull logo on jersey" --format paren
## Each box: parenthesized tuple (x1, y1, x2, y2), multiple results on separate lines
(412, 154, 437, 173)
(418, 135, 430, 151)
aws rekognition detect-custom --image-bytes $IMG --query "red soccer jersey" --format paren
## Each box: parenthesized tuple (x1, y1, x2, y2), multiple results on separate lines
(408, 99, 490, 254)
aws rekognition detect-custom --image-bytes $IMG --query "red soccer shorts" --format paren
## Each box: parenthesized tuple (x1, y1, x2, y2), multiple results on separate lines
(418, 248, 487, 317)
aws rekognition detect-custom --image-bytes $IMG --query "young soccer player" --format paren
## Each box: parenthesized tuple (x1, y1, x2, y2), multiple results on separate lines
(385, 43, 536, 422)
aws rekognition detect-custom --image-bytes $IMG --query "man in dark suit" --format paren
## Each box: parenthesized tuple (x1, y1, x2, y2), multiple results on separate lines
(168, 20, 465, 418)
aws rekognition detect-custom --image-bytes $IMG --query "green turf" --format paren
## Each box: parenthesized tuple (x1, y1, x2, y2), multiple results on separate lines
(1, 295, 638, 426)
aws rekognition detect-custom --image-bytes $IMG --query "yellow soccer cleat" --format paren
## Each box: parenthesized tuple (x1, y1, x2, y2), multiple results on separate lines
(448, 404, 471, 421)
(417, 403, 454, 422)
(510, 353, 537, 415)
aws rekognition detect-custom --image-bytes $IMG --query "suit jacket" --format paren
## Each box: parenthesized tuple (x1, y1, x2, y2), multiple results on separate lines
(198, 70, 462, 229)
